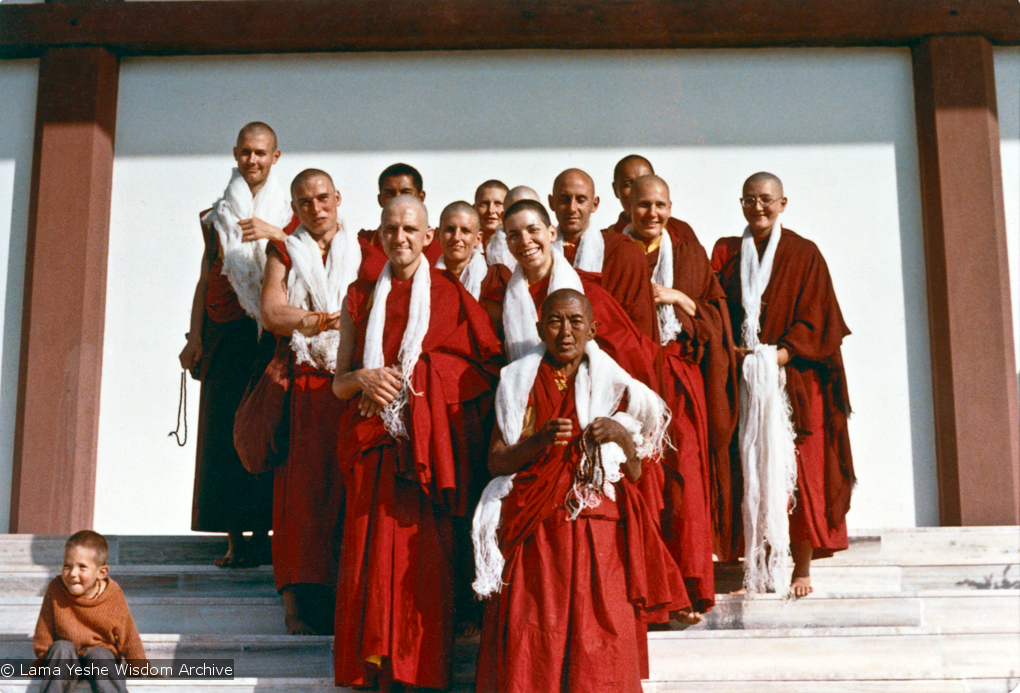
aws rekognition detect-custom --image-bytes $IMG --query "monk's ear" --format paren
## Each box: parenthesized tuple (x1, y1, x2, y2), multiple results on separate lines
(418, 190, 426, 203)
(592, 195, 600, 211)
(271, 149, 281, 165)
(588, 319, 598, 340)
(377, 192, 385, 208)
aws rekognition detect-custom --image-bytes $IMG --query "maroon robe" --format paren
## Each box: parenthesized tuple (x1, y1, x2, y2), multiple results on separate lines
(712, 228, 855, 557)
(477, 359, 688, 693)
(562, 230, 659, 341)
(637, 220, 739, 606)
(334, 268, 502, 690)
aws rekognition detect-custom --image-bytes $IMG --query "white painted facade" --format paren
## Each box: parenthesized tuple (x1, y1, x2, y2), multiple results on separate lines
(0, 47, 1016, 535)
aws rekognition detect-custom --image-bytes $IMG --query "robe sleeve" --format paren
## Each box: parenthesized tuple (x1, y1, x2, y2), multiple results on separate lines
(774, 242, 851, 364)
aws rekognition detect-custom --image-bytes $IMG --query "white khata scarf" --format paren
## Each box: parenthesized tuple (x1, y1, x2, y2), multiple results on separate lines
(552, 225, 604, 273)
(362, 257, 432, 439)
(502, 248, 584, 362)
(286, 221, 361, 373)
(202, 167, 292, 326)
(738, 220, 799, 596)
(485, 228, 518, 270)
(623, 224, 684, 346)
(471, 340, 670, 598)
(436, 246, 488, 300)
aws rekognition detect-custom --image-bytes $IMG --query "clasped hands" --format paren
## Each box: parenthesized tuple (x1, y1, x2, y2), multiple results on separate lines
(652, 284, 697, 317)
(536, 416, 641, 482)
(357, 365, 403, 418)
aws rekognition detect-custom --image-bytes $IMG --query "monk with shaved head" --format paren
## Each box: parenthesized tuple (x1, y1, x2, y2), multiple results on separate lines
(548, 168, 659, 340)
(332, 195, 503, 690)
(625, 174, 739, 618)
(712, 172, 855, 598)
(181, 122, 293, 571)
(604, 154, 654, 233)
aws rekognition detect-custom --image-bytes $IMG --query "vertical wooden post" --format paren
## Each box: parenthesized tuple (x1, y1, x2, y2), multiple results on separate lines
(9, 46, 119, 533)
(912, 35, 1020, 526)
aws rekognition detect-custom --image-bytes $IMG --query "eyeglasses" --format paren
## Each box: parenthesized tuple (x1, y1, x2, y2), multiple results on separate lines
(740, 196, 782, 208)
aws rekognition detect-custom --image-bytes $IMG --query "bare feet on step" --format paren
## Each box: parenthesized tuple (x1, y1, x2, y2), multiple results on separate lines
(790, 539, 814, 598)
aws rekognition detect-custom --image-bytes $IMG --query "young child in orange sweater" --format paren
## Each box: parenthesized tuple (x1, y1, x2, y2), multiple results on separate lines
(32, 530, 147, 693)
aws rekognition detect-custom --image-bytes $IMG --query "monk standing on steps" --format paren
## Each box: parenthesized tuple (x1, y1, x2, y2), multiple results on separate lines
(332, 195, 502, 692)
(548, 168, 659, 340)
(711, 172, 855, 598)
(261, 169, 362, 634)
(180, 122, 291, 569)
(625, 174, 738, 617)
(472, 289, 688, 693)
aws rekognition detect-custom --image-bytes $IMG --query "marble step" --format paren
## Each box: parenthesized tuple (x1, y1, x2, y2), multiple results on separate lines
(0, 566, 278, 599)
(1, 528, 1016, 569)
(0, 680, 384, 693)
(1, 591, 1016, 636)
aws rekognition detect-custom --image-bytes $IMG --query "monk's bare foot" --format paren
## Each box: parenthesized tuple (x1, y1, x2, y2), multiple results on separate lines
(282, 587, 318, 635)
(672, 608, 703, 626)
(214, 529, 251, 568)
(730, 587, 746, 595)
(790, 539, 814, 598)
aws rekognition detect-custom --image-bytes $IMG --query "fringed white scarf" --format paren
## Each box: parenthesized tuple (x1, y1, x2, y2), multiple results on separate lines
(471, 341, 670, 598)
(286, 221, 361, 373)
(202, 168, 292, 326)
(362, 257, 432, 439)
(436, 246, 487, 300)
(485, 228, 518, 270)
(738, 221, 799, 596)
(502, 248, 584, 362)
(623, 224, 684, 346)
(552, 225, 604, 273)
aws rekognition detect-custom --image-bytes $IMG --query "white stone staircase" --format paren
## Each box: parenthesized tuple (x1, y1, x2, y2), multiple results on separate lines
(0, 528, 1016, 692)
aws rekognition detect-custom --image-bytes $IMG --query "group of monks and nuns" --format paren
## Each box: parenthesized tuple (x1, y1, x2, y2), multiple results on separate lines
(332, 195, 503, 691)
(711, 172, 855, 597)
(604, 154, 655, 234)
(472, 289, 689, 693)
(435, 201, 489, 300)
(549, 168, 659, 340)
(260, 168, 362, 634)
(625, 175, 738, 616)
(474, 180, 514, 268)
(181, 122, 291, 569)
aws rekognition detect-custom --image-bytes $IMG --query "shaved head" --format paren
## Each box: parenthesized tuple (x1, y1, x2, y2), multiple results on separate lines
(542, 288, 593, 322)
(551, 168, 595, 196)
(475, 179, 509, 202)
(290, 168, 334, 198)
(614, 154, 653, 182)
(743, 171, 784, 197)
(630, 174, 670, 202)
(504, 199, 551, 227)
(382, 194, 428, 227)
(237, 121, 278, 151)
(504, 185, 540, 208)
(440, 200, 479, 227)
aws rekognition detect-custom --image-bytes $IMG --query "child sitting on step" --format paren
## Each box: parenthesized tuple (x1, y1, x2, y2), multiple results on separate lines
(32, 530, 147, 693)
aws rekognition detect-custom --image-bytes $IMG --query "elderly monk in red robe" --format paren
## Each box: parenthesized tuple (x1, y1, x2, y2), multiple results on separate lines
(358, 163, 442, 277)
(472, 289, 688, 693)
(548, 168, 658, 339)
(261, 168, 364, 634)
(624, 175, 738, 617)
(332, 195, 502, 691)
(181, 122, 292, 568)
(711, 172, 855, 598)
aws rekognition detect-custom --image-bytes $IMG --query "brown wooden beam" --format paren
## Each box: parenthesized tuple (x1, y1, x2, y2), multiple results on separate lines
(0, 0, 1018, 60)
(9, 46, 119, 533)
(912, 35, 1020, 527)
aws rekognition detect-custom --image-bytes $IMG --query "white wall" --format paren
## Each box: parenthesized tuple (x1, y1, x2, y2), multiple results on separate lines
(97, 48, 937, 533)
(0, 61, 37, 534)
(995, 47, 1019, 372)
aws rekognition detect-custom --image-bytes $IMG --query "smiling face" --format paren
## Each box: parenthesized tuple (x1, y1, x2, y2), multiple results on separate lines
(474, 186, 506, 236)
(741, 178, 787, 237)
(628, 177, 672, 242)
(539, 294, 596, 369)
(380, 197, 433, 275)
(613, 157, 654, 213)
(291, 175, 341, 239)
(439, 209, 481, 265)
(549, 170, 599, 241)
(233, 131, 280, 193)
(504, 208, 556, 282)
(61, 545, 108, 598)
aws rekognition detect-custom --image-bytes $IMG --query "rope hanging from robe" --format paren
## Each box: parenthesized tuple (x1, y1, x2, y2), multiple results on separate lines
(168, 369, 188, 447)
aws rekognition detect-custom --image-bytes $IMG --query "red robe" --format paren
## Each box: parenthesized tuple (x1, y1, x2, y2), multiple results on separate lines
(562, 230, 659, 341)
(265, 239, 352, 591)
(477, 360, 688, 693)
(636, 221, 739, 608)
(334, 268, 502, 690)
(712, 228, 855, 557)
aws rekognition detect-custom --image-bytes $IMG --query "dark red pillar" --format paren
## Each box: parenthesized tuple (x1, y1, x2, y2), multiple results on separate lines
(912, 35, 1020, 526)
(9, 47, 119, 533)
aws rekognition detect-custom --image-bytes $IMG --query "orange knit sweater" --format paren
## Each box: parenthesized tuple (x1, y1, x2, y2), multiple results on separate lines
(33, 577, 146, 661)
